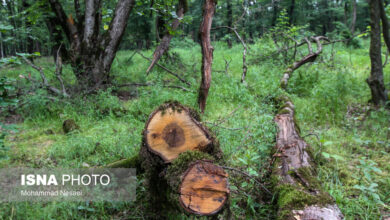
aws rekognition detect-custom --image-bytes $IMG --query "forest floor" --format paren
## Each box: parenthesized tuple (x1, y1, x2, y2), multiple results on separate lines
(1, 38, 389, 219)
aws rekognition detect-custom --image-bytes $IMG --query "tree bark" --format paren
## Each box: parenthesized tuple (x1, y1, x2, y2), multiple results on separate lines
(367, 0, 388, 106)
(47, 0, 135, 90)
(379, 0, 390, 53)
(226, 0, 233, 48)
(271, 36, 344, 220)
(350, 0, 357, 34)
(146, 0, 188, 73)
(288, 0, 295, 25)
(198, 0, 217, 113)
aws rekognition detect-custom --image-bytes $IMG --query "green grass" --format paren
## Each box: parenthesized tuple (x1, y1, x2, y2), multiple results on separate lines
(0, 38, 389, 219)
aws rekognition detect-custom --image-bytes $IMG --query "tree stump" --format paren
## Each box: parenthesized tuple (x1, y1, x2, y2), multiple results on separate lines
(139, 101, 228, 217)
(141, 101, 221, 166)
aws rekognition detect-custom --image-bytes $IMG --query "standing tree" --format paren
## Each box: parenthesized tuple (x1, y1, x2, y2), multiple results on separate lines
(146, 0, 188, 73)
(198, 0, 217, 113)
(367, 0, 388, 105)
(47, 0, 135, 90)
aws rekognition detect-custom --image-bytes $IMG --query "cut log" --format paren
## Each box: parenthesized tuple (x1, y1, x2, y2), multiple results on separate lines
(139, 102, 228, 217)
(141, 150, 229, 217)
(141, 101, 221, 163)
(179, 160, 229, 215)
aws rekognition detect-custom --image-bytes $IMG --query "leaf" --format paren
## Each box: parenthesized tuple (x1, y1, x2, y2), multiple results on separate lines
(330, 154, 344, 161)
(103, 25, 109, 30)
(321, 152, 330, 159)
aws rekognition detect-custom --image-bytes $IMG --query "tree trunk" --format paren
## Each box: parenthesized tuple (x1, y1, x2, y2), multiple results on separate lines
(226, 0, 233, 48)
(367, 0, 388, 106)
(146, 0, 188, 73)
(350, 0, 357, 34)
(47, 0, 135, 90)
(198, 0, 217, 113)
(0, 32, 4, 59)
(271, 37, 344, 219)
(379, 0, 390, 53)
(139, 101, 228, 217)
(271, 0, 279, 27)
(288, 0, 295, 25)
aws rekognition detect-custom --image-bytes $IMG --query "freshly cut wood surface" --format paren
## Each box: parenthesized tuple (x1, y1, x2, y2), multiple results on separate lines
(179, 161, 229, 215)
(145, 107, 211, 162)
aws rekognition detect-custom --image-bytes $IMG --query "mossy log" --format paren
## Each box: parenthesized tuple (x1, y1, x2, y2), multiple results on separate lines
(139, 101, 228, 217)
(142, 151, 230, 217)
(271, 37, 343, 219)
(140, 101, 222, 165)
(272, 98, 343, 219)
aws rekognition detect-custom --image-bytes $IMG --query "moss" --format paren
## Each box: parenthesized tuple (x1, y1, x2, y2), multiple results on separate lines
(277, 108, 292, 115)
(62, 119, 79, 133)
(276, 183, 333, 220)
(165, 151, 213, 191)
(103, 155, 143, 171)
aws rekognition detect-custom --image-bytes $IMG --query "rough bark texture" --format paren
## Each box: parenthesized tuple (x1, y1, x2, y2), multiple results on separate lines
(350, 0, 357, 34)
(271, 37, 343, 220)
(379, 0, 390, 53)
(146, 0, 188, 73)
(368, 0, 388, 106)
(289, 0, 296, 25)
(198, 0, 217, 113)
(139, 101, 228, 217)
(47, 0, 135, 89)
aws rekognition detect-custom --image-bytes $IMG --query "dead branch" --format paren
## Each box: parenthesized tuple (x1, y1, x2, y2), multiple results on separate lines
(280, 36, 329, 89)
(221, 166, 272, 195)
(258, 32, 365, 63)
(55, 45, 68, 97)
(115, 82, 192, 92)
(19, 55, 68, 97)
(136, 51, 191, 86)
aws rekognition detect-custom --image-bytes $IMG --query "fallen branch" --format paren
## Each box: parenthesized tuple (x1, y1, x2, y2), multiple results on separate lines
(280, 36, 329, 89)
(136, 51, 191, 86)
(19, 55, 69, 97)
(221, 165, 272, 195)
(115, 82, 192, 92)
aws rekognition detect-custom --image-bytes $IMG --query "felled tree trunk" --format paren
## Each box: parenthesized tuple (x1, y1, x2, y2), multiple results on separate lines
(198, 0, 217, 113)
(146, 0, 188, 73)
(271, 37, 344, 220)
(139, 101, 228, 217)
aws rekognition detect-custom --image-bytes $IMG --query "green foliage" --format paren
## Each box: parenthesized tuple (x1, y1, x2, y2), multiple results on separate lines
(0, 76, 19, 161)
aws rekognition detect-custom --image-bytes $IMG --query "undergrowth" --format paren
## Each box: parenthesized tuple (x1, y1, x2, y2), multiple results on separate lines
(0, 38, 389, 219)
